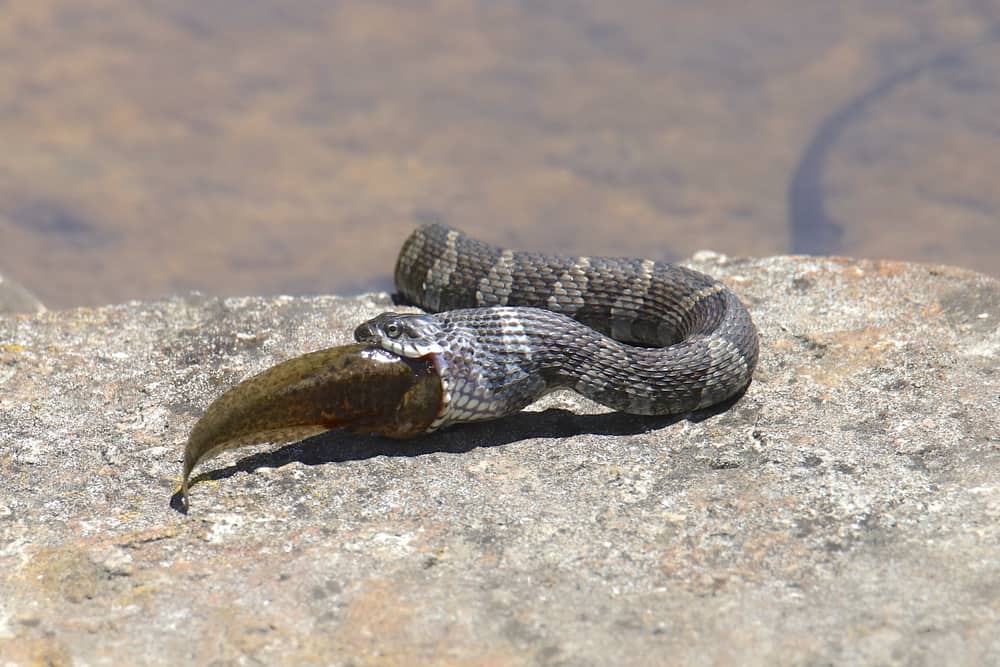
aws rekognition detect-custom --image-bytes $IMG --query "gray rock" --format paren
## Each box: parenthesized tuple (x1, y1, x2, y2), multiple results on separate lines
(0, 273, 45, 315)
(0, 257, 997, 666)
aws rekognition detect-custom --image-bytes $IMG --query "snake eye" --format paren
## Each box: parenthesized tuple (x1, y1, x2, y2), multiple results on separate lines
(384, 321, 402, 339)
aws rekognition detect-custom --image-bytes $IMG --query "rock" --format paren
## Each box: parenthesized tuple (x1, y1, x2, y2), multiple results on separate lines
(0, 272, 45, 315)
(0, 258, 997, 665)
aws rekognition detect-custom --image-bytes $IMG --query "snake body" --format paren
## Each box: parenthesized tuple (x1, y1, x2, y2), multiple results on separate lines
(354, 224, 758, 430)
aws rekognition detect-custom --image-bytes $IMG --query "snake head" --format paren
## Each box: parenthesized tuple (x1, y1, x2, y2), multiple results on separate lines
(354, 312, 445, 359)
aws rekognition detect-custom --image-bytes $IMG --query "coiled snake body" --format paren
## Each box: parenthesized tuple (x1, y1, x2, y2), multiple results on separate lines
(354, 224, 758, 430)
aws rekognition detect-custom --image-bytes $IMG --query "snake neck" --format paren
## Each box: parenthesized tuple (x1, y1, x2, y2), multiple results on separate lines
(423, 308, 555, 429)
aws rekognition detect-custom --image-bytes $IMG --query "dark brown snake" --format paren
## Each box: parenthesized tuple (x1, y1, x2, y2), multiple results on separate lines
(354, 224, 758, 430)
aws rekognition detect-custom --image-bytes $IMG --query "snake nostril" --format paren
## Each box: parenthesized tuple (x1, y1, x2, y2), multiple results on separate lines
(354, 323, 374, 343)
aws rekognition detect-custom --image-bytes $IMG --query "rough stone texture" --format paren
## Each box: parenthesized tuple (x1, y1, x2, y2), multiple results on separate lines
(0, 273, 45, 316)
(1, 256, 998, 666)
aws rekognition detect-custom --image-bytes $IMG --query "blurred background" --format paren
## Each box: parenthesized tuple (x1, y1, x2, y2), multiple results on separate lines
(0, 0, 998, 309)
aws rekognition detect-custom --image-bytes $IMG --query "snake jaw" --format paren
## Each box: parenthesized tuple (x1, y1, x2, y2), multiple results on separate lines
(421, 350, 454, 432)
(382, 338, 445, 359)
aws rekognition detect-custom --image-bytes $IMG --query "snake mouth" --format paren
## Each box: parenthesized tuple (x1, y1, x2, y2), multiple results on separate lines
(180, 343, 443, 510)
(352, 321, 379, 343)
(422, 350, 454, 431)
(354, 312, 446, 359)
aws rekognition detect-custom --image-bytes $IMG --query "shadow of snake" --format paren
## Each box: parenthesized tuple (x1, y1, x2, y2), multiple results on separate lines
(169, 390, 750, 512)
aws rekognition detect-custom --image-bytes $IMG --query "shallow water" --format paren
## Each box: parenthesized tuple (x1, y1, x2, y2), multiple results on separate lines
(1, 0, 997, 308)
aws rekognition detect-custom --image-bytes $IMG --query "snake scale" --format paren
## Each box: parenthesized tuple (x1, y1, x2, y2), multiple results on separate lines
(354, 224, 758, 430)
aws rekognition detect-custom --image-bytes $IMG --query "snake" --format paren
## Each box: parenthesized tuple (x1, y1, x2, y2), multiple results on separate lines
(354, 224, 758, 430)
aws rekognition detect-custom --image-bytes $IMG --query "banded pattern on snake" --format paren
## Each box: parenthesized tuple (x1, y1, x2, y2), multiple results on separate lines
(354, 224, 758, 430)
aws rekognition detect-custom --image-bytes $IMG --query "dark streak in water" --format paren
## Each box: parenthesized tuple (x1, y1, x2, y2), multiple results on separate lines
(787, 25, 1000, 256)
(9, 200, 111, 248)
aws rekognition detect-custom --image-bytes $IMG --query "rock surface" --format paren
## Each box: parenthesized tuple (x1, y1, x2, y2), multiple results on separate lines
(1, 256, 998, 666)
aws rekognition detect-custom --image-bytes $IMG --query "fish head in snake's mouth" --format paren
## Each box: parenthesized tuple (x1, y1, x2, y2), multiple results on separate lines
(354, 312, 446, 359)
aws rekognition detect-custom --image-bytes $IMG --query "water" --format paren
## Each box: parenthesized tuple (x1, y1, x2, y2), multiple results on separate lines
(1, 0, 998, 308)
